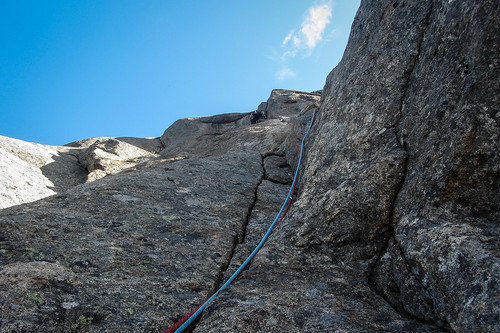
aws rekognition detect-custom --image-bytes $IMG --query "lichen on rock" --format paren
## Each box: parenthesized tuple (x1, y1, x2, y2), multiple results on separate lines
(0, 0, 498, 332)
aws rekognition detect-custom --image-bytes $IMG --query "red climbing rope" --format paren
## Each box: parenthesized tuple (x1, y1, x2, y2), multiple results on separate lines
(164, 301, 206, 333)
(164, 110, 316, 333)
(275, 190, 295, 228)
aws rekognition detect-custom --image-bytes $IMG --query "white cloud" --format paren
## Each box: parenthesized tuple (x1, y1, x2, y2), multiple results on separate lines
(301, 3, 332, 48)
(282, 30, 294, 46)
(285, 1, 333, 53)
(276, 67, 297, 81)
(273, 1, 334, 81)
(293, 35, 301, 48)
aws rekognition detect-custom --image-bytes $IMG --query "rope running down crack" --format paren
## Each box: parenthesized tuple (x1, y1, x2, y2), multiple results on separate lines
(165, 109, 317, 333)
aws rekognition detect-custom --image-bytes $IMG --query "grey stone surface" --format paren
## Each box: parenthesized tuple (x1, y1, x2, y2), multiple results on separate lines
(382, 1, 500, 331)
(0, 135, 164, 209)
(159, 115, 288, 158)
(0, 0, 498, 332)
(280, 111, 316, 175)
(0, 135, 87, 209)
(222, 155, 292, 281)
(79, 138, 159, 182)
(0, 152, 264, 332)
(66, 136, 164, 182)
(263, 154, 292, 185)
(265, 89, 320, 119)
(197, 0, 499, 332)
(65, 136, 164, 154)
(159, 90, 319, 160)
(0, 89, 317, 331)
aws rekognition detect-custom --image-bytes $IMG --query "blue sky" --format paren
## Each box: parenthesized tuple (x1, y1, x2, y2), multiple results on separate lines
(0, 1, 360, 146)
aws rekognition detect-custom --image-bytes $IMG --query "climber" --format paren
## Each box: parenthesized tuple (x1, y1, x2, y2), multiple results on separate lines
(250, 110, 266, 124)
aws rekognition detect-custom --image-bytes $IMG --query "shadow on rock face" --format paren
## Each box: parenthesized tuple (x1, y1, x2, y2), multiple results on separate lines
(40, 150, 88, 192)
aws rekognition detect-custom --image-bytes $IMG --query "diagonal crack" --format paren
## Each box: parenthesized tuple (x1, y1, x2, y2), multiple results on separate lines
(206, 152, 294, 300)
(187, 155, 265, 333)
(370, 0, 434, 284)
(369, 2, 451, 331)
(210, 154, 265, 293)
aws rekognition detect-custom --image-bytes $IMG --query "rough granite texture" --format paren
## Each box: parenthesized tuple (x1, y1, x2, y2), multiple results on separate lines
(0, 0, 498, 332)
(198, 0, 499, 332)
(0, 90, 319, 332)
(0, 136, 87, 209)
(0, 152, 264, 332)
(379, 1, 500, 331)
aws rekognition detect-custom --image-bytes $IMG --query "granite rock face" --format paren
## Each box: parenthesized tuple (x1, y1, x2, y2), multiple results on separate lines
(0, 152, 264, 332)
(0, 0, 499, 332)
(0, 135, 87, 209)
(198, 0, 499, 332)
(0, 90, 317, 332)
(264, 89, 320, 119)
(159, 89, 320, 160)
(65, 136, 164, 182)
(376, 1, 500, 331)
(0, 134, 166, 209)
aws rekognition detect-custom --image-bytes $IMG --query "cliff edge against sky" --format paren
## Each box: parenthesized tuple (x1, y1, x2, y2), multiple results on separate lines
(1, 0, 499, 332)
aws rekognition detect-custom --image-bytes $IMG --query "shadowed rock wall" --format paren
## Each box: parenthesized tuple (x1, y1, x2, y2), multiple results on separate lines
(197, 0, 499, 332)
(0, 136, 87, 209)
(0, 0, 498, 332)
(0, 90, 319, 332)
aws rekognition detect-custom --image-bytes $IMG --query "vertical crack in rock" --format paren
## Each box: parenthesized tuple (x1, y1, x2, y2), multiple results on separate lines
(393, 1, 435, 135)
(369, 150, 408, 265)
(240, 154, 266, 246)
(190, 154, 265, 332)
(219, 153, 292, 280)
(166, 155, 265, 333)
(390, 3, 454, 330)
(371, 0, 434, 276)
(369, 2, 450, 330)
(195, 153, 292, 331)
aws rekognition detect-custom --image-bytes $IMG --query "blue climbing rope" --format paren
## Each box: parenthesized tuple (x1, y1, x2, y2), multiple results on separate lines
(165, 109, 317, 333)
